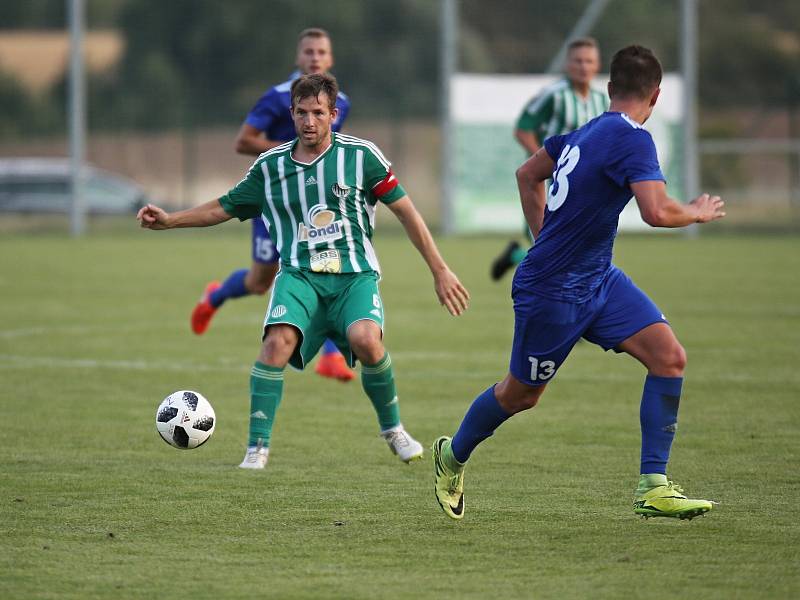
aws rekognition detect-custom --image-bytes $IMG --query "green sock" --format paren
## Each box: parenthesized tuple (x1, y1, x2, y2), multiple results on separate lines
(361, 353, 400, 431)
(636, 473, 668, 496)
(510, 246, 527, 264)
(442, 439, 465, 473)
(248, 361, 284, 448)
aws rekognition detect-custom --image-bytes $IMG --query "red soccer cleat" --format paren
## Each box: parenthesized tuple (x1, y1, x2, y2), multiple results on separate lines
(315, 351, 355, 382)
(190, 281, 221, 335)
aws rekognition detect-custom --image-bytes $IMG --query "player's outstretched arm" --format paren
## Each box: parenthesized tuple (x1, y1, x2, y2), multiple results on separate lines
(516, 147, 555, 238)
(385, 196, 470, 316)
(631, 180, 725, 228)
(137, 199, 233, 230)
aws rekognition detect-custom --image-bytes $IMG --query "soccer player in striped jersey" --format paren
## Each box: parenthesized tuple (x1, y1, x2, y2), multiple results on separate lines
(491, 37, 609, 281)
(433, 45, 725, 520)
(191, 27, 356, 382)
(138, 73, 470, 470)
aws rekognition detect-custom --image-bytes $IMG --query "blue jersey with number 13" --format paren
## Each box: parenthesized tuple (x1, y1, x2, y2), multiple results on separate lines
(514, 111, 665, 303)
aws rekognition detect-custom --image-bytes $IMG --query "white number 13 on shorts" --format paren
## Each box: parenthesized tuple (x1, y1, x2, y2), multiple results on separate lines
(528, 356, 556, 382)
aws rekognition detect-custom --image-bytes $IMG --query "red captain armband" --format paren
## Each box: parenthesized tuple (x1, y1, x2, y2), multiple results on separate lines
(372, 170, 399, 198)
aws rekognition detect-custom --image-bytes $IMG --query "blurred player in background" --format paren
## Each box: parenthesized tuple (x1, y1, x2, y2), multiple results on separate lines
(491, 37, 609, 281)
(191, 28, 356, 382)
(140, 73, 469, 470)
(433, 45, 725, 520)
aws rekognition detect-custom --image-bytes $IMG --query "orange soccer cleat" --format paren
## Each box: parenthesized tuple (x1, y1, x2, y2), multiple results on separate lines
(315, 350, 355, 382)
(190, 281, 221, 335)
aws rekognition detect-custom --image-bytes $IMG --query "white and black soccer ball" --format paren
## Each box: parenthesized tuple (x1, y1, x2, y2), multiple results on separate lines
(155, 390, 216, 449)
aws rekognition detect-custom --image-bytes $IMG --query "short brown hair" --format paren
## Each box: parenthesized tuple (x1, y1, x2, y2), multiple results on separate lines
(291, 73, 339, 111)
(609, 45, 662, 99)
(567, 37, 599, 53)
(297, 28, 330, 44)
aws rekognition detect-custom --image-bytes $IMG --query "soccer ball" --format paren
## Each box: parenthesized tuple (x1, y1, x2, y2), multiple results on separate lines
(155, 390, 216, 449)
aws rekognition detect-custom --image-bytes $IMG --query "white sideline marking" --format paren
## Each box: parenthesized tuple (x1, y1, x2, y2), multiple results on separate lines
(0, 354, 249, 373)
(0, 326, 86, 340)
(2, 353, 789, 383)
(0, 316, 265, 340)
(0, 352, 788, 384)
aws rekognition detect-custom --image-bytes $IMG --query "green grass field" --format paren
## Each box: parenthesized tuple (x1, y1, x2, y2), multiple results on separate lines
(2, 227, 799, 599)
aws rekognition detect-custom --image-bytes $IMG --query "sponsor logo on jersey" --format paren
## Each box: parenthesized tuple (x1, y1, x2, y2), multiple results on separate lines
(271, 305, 287, 318)
(331, 182, 351, 199)
(305, 175, 317, 186)
(298, 204, 343, 243)
(310, 249, 342, 273)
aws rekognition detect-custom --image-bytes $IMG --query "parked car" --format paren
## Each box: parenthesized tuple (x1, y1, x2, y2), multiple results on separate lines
(0, 158, 148, 214)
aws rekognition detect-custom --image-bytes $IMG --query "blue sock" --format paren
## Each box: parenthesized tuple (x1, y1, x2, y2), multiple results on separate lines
(450, 385, 511, 464)
(209, 268, 249, 308)
(640, 375, 682, 475)
(322, 338, 339, 355)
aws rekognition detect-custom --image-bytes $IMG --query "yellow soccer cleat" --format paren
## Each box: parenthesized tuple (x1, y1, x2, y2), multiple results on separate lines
(634, 481, 715, 520)
(432, 436, 465, 520)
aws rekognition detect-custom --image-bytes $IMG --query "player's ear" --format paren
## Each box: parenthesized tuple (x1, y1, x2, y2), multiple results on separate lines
(649, 87, 661, 107)
(607, 81, 614, 99)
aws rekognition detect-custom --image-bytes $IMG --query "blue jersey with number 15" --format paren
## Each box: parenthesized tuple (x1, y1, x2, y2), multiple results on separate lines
(514, 111, 665, 303)
(244, 72, 350, 142)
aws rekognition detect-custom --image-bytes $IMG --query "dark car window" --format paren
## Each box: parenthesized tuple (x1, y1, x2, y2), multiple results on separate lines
(0, 180, 70, 194)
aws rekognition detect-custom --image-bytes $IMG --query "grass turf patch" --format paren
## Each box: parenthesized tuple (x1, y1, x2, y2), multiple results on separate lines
(1, 231, 798, 599)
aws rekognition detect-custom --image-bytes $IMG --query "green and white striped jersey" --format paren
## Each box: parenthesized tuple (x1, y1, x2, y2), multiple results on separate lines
(219, 133, 406, 275)
(516, 78, 609, 147)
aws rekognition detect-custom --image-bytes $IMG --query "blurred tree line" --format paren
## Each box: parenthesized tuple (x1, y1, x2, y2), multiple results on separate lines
(0, 0, 798, 137)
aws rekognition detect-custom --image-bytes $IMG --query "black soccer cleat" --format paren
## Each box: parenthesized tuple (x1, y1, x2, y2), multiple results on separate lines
(490, 241, 521, 281)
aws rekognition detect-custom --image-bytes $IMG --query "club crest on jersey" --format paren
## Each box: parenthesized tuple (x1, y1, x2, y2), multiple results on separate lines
(331, 182, 351, 199)
(298, 203, 343, 243)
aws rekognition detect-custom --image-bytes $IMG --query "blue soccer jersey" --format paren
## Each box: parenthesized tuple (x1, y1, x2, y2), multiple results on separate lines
(508, 111, 668, 386)
(514, 111, 665, 303)
(244, 71, 351, 142)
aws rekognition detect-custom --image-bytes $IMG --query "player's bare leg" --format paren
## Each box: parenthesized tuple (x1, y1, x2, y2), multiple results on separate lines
(348, 319, 423, 463)
(191, 261, 278, 335)
(618, 323, 715, 519)
(239, 324, 298, 470)
(258, 323, 299, 367)
(618, 322, 686, 377)
(494, 372, 548, 413)
(246, 261, 279, 296)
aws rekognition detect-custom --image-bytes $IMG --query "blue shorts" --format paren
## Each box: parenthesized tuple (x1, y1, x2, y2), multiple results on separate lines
(509, 266, 667, 386)
(252, 217, 279, 264)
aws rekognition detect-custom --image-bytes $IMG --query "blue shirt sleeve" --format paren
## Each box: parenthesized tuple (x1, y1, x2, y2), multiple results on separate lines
(332, 93, 350, 132)
(244, 87, 283, 133)
(605, 128, 665, 188)
(543, 134, 567, 162)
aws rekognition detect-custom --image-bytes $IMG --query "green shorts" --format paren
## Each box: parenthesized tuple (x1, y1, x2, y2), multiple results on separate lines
(263, 266, 385, 369)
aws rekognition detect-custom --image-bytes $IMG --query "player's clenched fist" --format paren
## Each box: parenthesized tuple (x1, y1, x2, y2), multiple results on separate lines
(137, 204, 171, 229)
